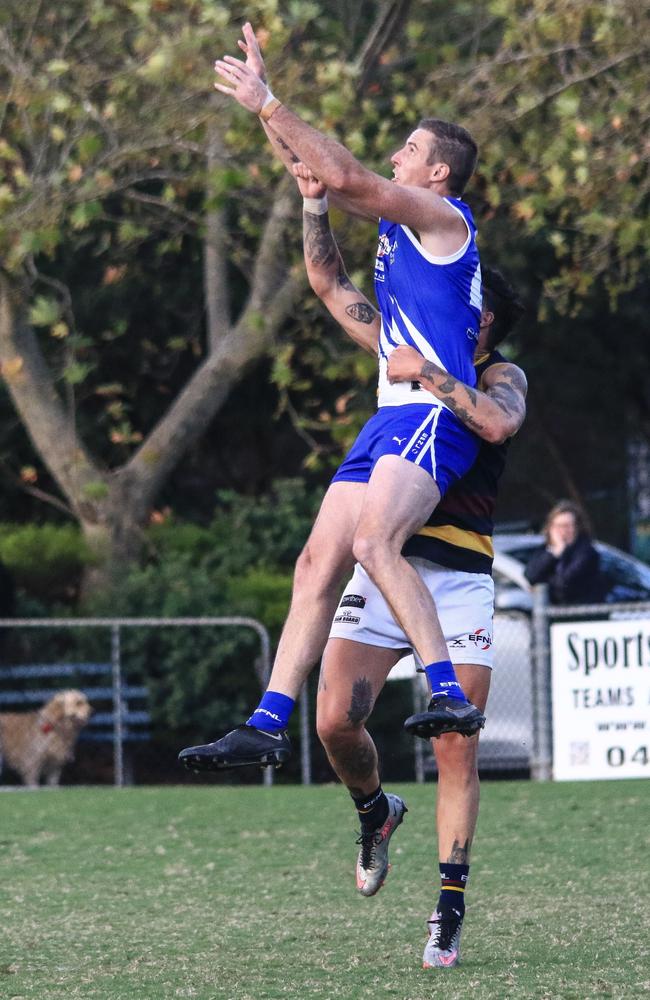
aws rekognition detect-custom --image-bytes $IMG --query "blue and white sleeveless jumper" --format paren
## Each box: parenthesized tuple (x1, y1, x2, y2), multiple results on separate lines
(333, 198, 483, 496)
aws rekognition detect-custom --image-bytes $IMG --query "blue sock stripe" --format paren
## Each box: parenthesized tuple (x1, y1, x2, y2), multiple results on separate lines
(247, 690, 295, 732)
(423, 660, 468, 703)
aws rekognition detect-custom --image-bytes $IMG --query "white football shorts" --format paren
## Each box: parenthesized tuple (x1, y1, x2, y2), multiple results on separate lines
(329, 557, 495, 668)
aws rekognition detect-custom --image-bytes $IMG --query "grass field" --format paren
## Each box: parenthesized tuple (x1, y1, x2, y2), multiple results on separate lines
(1, 780, 649, 1000)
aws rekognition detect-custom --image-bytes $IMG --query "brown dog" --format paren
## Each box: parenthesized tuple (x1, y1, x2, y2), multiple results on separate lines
(0, 690, 92, 787)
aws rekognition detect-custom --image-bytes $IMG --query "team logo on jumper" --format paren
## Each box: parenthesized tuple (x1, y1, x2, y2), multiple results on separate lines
(376, 234, 392, 257)
(340, 594, 366, 610)
(466, 327, 478, 341)
(468, 628, 492, 650)
(376, 235, 398, 263)
(333, 611, 361, 625)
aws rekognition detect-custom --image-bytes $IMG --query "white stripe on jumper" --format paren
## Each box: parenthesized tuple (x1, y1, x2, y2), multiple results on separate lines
(392, 296, 446, 368)
(400, 407, 439, 458)
(379, 314, 407, 358)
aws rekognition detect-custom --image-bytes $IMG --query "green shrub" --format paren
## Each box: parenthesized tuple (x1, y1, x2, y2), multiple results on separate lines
(147, 479, 324, 575)
(78, 555, 292, 752)
(0, 522, 90, 602)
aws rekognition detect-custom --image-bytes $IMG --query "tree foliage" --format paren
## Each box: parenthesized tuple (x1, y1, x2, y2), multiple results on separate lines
(0, 0, 647, 585)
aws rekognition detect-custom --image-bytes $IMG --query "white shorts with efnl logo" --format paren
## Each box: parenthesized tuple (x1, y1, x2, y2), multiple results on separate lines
(329, 557, 495, 668)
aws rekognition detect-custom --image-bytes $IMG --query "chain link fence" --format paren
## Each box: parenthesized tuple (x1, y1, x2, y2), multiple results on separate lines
(1, 590, 649, 786)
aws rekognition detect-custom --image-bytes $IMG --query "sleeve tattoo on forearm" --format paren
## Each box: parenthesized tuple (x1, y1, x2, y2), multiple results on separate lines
(421, 361, 478, 407)
(419, 361, 486, 431)
(336, 259, 355, 291)
(304, 211, 338, 269)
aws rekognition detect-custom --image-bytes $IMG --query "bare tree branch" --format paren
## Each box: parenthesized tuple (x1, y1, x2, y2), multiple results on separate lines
(238, 174, 297, 319)
(203, 117, 232, 353)
(354, 0, 413, 92)
(0, 275, 103, 514)
(0, 459, 75, 519)
(124, 266, 305, 502)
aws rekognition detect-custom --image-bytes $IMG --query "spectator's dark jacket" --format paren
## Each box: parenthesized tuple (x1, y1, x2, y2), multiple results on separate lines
(524, 535, 603, 604)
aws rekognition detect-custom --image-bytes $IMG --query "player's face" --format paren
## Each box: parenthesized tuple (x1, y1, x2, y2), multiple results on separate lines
(390, 129, 436, 187)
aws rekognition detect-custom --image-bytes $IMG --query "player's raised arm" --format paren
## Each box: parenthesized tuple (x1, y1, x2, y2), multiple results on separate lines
(295, 164, 380, 355)
(236, 23, 376, 222)
(215, 25, 473, 244)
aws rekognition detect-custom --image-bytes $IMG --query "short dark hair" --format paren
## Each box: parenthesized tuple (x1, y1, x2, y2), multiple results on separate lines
(481, 265, 525, 348)
(418, 118, 478, 195)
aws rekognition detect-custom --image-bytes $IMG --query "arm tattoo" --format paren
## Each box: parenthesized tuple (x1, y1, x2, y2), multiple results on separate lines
(336, 259, 355, 291)
(443, 399, 487, 433)
(489, 381, 520, 417)
(486, 369, 527, 420)
(446, 838, 471, 864)
(421, 361, 478, 407)
(421, 360, 445, 381)
(274, 135, 299, 163)
(341, 739, 378, 793)
(345, 302, 377, 324)
(304, 211, 338, 269)
(347, 676, 373, 725)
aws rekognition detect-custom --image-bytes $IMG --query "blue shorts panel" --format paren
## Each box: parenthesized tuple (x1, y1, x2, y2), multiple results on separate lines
(331, 404, 479, 498)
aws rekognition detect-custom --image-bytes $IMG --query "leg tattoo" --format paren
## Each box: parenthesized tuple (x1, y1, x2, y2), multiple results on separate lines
(347, 676, 373, 725)
(447, 838, 471, 864)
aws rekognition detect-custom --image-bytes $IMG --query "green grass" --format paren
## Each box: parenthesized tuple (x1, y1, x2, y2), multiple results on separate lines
(1, 781, 649, 999)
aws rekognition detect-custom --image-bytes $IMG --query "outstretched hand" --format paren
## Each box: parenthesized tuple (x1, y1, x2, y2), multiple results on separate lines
(292, 162, 327, 200)
(387, 345, 425, 383)
(214, 51, 270, 112)
(237, 21, 268, 84)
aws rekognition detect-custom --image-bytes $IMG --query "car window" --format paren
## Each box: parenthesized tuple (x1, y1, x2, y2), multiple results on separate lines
(598, 550, 650, 602)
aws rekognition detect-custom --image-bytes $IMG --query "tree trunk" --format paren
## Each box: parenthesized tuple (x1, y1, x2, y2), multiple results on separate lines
(77, 471, 152, 600)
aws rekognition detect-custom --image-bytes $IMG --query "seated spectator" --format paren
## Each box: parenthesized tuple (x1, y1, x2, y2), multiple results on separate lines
(525, 500, 603, 604)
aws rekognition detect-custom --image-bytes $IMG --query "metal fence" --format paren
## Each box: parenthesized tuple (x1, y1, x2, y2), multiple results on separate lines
(0, 617, 280, 788)
(1, 591, 649, 787)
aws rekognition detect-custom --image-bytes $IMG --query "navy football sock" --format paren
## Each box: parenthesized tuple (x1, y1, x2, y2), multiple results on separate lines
(423, 660, 468, 702)
(352, 785, 389, 833)
(246, 691, 294, 732)
(437, 862, 469, 917)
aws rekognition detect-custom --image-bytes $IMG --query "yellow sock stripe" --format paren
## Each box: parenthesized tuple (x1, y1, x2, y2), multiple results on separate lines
(442, 885, 465, 892)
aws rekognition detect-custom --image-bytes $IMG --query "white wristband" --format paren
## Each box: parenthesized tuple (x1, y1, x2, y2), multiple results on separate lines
(302, 194, 329, 215)
(261, 90, 276, 109)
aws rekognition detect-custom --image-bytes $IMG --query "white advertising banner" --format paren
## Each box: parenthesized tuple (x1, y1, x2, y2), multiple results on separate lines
(551, 619, 650, 780)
